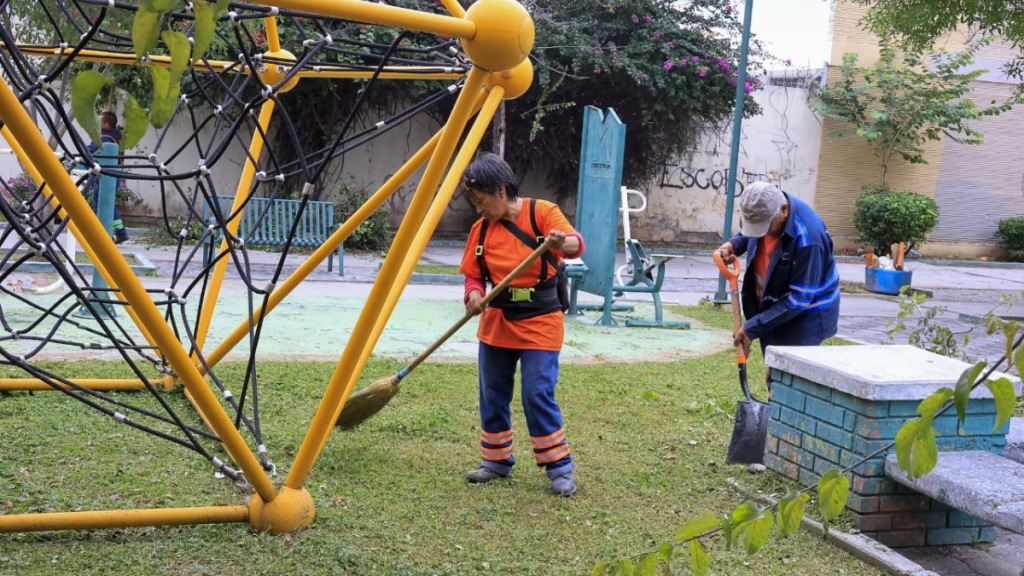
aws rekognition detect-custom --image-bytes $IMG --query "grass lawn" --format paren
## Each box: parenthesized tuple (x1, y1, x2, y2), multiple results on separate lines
(413, 264, 461, 276)
(0, 306, 880, 576)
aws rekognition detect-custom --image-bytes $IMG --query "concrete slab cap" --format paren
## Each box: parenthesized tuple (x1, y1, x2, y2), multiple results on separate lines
(884, 451, 1024, 535)
(764, 345, 1022, 401)
(1008, 418, 1024, 465)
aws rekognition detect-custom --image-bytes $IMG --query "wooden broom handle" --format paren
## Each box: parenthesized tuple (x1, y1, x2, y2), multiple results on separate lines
(403, 241, 553, 374)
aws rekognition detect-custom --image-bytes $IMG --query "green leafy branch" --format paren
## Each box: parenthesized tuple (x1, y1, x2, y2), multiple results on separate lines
(71, 0, 231, 150)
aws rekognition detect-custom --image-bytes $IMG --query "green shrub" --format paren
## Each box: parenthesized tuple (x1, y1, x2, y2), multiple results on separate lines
(331, 181, 391, 252)
(852, 184, 938, 256)
(997, 216, 1024, 262)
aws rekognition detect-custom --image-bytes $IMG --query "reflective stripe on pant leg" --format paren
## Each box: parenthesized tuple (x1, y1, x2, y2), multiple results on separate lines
(478, 342, 520, 474)
(520, 349, 572, 476)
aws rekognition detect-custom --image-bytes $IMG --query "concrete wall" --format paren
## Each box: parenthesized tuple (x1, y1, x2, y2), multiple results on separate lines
(816, 0, 1022, 258)
(636, 79, 824, 244)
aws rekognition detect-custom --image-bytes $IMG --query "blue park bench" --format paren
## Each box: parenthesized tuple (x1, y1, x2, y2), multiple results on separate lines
(202, 196, 341, 273)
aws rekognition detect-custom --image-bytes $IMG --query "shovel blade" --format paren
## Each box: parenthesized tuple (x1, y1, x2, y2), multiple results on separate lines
(726, 399, 770, 465)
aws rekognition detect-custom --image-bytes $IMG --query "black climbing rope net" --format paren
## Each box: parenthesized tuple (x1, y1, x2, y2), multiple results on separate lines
(0, 0, 468, 488)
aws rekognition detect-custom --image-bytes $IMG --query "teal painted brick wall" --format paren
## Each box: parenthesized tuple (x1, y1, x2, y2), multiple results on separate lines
(765, 369, 1004, 548)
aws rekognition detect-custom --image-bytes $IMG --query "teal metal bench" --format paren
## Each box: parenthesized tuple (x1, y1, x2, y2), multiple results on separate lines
(202, 196, 341, 273)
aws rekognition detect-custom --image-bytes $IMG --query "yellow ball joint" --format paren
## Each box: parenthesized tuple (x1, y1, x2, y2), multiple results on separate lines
(248, 487, 315, 534)
(461, 0, 535, 72)
(258, 49, 301, 94)
(486, 59, 534, 100)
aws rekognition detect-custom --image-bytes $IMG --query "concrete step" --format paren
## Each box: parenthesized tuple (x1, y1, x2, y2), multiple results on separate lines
(1008, 418, 1024, 465)
(885, 451, 1024, 535)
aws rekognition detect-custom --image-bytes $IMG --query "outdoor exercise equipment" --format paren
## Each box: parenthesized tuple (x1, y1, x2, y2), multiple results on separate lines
(0, 0, 534, 535)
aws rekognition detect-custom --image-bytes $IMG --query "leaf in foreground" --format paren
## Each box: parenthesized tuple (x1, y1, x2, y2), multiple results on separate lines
(817, 469, 850, 533)
(953, 362, 986, 423)
(984, 377, 1016, 432)
(894, 418, 937, 480)
(71, 71, 109, 146)
(690, 538, 710, 576)
(778, 491, 810, 538)
(674, 511, 719, 543)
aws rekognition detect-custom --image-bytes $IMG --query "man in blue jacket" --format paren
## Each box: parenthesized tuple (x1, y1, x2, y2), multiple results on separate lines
(716, 182, 840, 367)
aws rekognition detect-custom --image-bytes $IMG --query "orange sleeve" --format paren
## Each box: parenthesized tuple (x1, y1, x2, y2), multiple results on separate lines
(535, 201, 578, 261)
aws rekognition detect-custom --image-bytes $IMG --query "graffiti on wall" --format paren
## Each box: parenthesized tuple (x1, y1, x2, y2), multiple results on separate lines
(659, 163, 778, 197)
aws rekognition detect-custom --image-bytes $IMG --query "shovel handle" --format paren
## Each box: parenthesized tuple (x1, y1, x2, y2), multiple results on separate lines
(715, 251, 755, 403)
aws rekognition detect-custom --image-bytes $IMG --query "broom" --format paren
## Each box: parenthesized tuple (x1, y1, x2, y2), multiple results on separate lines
(335, 240, 554, 429)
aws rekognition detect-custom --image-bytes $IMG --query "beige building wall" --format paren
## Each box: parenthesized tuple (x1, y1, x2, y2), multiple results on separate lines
(816, 0, 1021, 257)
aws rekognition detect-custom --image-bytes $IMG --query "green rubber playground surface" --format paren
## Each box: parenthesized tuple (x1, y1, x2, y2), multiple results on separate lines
(3, 294, 732, 364)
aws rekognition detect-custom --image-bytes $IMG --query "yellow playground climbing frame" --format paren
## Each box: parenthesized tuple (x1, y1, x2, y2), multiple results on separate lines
(0, 0, 535, 534)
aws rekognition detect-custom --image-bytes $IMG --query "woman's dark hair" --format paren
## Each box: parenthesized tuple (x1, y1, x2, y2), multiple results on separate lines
(462, 152, 519, 200)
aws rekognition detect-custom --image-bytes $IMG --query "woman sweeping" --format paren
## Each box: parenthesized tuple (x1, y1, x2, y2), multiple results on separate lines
(458, 153, 584, 497)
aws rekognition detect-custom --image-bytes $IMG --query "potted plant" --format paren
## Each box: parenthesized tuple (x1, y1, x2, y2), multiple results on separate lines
(852, 184, 938, 294)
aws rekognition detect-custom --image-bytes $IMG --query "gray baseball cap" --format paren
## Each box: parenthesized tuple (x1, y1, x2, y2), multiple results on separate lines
(739, 182, 785, 238)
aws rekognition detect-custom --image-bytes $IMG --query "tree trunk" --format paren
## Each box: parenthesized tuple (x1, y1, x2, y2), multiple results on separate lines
(492, 101, 506, 158)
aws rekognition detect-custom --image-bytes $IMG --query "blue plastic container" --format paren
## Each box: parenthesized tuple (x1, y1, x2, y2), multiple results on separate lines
(865, 268, 913, 295)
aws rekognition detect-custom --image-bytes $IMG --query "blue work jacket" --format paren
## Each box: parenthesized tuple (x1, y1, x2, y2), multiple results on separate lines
(727, 194, 840, 351)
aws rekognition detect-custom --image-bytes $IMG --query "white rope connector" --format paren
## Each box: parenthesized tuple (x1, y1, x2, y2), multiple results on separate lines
(252, 53, 263, 62)
(213, 105, 223, 116)
(106, 0, 114, 7)
(323, 35, 333, 45)
(113, 412, 126, 423)
(301, 182, 315, 197)
(302, 39, 316, 48)
(447, 84, 459, 94)
(227, 11, 239, 23)
(222, 389, 233, 400)
(236, 238, 245, 248)
(264, 281, 275, 293)
(159, 163, 169, 174)
(90, 163, 102, 175)
(445, 67, 454, 74)
(449, 46, 459, 56)
(274, 174, 285, 182)
(197, 161, 210, 177)
(261, 85, 273, 99)
(73, 156, 83, 165)
(179, 228, 189, 238)
(257, 444, 268, 455)
(212, 457, 224, 469)
(255, 171, 266, 181)
(10, 330, 18, 339)
(375, 120, 386, 130)
(149, 153, 159, 163)
(270, 7, 279, 15)
(312, 65, 322, 73)
(180, 93, 189, 103)
(36, 75, 50, 90)
(207, 224, 216, 232)
(59, 42, 69, 50)
(187, 36, 195, 46)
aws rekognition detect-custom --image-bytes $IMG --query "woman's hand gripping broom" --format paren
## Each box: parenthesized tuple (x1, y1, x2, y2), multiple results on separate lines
(336, 240, 554, 429)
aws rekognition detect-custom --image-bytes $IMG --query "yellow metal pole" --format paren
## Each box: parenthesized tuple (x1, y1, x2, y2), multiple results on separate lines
(0, 78, 277, 504)
(268, 0, 475, 39)
(439, 0, 467, 18)
(265, 16, 282, 53)
(285, 67, 488, 490)
(0, 378, 157, 391)
(0, 506, 249, 533)
(191, 100, 276, 357)
(1, 126, 159, 351)
(325, 87, 504, 451)
(198, 129, 448, 376)
(6, 46, 465, 80)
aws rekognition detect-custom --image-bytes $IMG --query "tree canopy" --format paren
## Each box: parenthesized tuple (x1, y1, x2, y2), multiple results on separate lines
(857, 0, 1024, 89)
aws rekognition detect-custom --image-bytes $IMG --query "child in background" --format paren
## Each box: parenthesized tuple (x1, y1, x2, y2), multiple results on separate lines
(86, 111, 129, 244)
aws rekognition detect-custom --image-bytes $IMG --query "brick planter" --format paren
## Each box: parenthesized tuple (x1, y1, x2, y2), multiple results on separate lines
(764, 345, 1019, 548)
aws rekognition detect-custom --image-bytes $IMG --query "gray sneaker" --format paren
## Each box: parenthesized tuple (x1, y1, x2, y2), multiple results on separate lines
(466, 467, 506, 484)
(550, 473, 577, 496)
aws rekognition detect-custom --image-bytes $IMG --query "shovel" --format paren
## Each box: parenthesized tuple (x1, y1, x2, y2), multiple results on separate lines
(714, 251, 770, 465)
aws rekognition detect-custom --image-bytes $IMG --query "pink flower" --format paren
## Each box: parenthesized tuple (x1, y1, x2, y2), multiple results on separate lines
(666, 41, 674, 48)
(693, 56, 699, 62)
(785, 59, 792, 66)
(744, 83, 753, 93)
(645, 14, 652, 22)
(654, 30, 662, 38)
(663, 60, 674, 71)
(594, 18, 599, 24)
(699, 69, 706, 76)
(633, 17, 639, 23)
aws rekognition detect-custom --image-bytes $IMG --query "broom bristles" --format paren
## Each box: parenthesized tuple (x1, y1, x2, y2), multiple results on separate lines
(335, 374, 402, 429)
